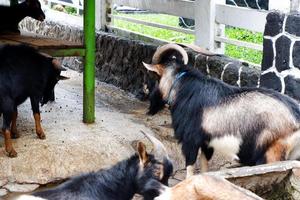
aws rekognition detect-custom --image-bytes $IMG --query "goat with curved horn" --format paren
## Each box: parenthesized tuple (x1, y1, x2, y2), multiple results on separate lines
(142, 43, 189, 79)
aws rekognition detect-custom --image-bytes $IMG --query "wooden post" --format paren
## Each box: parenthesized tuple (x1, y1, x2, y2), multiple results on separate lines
(194, 0, 225, 53)
(290, 0, 300, 12)
(95, 0, 102, 30)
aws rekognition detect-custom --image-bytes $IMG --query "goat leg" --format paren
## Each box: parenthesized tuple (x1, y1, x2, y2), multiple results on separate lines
(3, 129, 17, 157)
(33, 113, 45, 139)
(30, 97, 46, 139)
(11, 111, 19, 139)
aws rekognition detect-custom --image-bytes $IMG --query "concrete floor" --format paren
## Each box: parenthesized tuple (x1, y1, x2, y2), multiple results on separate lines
(0, 69, 232, 199)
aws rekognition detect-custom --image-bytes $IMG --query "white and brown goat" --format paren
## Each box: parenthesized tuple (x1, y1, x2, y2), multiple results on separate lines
(143, 43, 300, 178)
(153, 174, 263, 200)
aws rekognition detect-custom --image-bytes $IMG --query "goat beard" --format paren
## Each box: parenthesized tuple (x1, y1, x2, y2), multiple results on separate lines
(147, 86, 167, 115)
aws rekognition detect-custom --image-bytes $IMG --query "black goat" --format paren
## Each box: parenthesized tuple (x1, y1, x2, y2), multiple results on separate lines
(143, 43, 300, 178)
(0, 0, 45, 33)
(17, 133, 173, 200)
(0, 44, 67, 157)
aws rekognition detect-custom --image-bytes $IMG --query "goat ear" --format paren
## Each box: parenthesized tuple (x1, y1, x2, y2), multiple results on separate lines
(142, 62, 164, 76)
(137, 141, 149, 166)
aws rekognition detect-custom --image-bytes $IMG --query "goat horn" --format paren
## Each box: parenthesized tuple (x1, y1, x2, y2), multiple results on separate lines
(39, 52, 52, 58)
(140, 130, 169, 160)
(152, 43, 188, 65)
(178, 43, 216, 56)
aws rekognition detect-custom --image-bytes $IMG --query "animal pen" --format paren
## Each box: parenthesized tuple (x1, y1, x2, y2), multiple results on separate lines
(1, 0, 299, 122)
(2, 0, 300, 199)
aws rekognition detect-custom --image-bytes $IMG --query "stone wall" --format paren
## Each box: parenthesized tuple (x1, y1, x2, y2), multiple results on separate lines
(96, 34, 260, 99)
(19, 18, 260, 100)
(260, 11, 300, 100)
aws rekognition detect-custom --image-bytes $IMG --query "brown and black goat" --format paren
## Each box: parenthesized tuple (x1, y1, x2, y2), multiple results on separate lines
(143, 43, 300, 178)
(16, 132, 173, 200)
(0, 0, 45, 34)
(0, 44, 68, 157)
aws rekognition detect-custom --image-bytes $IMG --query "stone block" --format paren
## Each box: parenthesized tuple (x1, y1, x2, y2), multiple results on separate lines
(293, 41, 300, 69)
(284, 75, 300, 100)
(240, 67, 260, 87)
(222, 63, 239, 86)
(261, 38, 274, 71)
(286, 13, 300, 37)
(264, 12, 285, 37)
(0, 188, 7, 197)
(207, 56, 228, 79)
(0, 179, 8, 187)
(260, 72, 282, 92)
(4, 183, 39, 193)
(275, 35, 291, 72)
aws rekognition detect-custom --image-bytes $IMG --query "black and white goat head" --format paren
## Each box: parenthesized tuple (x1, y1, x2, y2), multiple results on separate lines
(16, 132, 173, 200)
(143, 43, 300, 178)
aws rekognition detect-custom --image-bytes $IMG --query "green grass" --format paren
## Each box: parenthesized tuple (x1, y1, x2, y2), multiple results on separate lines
(225, 28, 263, 64)
(64, 6, 77, 15)
(113, 13, 263, 64)
(114, 13, 195, 43)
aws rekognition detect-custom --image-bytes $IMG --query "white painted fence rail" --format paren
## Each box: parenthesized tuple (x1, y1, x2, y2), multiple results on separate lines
(107, 0, 271, 53)
(46, 0, 297, 54)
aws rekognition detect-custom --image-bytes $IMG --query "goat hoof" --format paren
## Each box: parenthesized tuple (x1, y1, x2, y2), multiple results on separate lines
(11, 131, 20, 139)
(7, 149, 18, 157)
(37, 133, 46, 140)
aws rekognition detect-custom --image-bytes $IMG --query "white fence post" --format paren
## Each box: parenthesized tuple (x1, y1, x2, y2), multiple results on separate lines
(269, 0, 290, 11)
(195, 0, 225, 53)
(96, 0, 111, 31)
(290, 0, 300, 12)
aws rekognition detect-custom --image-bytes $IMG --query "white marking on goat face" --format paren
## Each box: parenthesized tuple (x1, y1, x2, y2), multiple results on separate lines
(159, 67, 176, 100)
(209, 135, 241, 161)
